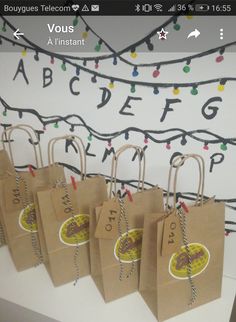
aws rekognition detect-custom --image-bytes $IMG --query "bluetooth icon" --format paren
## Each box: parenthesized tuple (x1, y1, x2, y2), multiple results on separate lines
(135, 4, 141, 12)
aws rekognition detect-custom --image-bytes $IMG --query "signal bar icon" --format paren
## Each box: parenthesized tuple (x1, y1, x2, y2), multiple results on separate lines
(168, 5, 176, 12)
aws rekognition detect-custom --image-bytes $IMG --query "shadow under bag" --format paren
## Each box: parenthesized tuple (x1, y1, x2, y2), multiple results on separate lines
(139, 154, 225, 321)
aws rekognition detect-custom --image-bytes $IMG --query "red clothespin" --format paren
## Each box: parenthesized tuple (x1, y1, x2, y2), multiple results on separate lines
(125, 189, 133, 202)
(71, 176, 77, 190)
(28, 165, 35, 177)
(180, 201, 189, 213)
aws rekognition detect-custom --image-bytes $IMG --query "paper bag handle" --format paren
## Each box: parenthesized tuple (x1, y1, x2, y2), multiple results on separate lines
(166, 154, 205, 211)
(109, 144, 145, 198)
(2, 124, 43, 169)
(47, 135, 86, 180)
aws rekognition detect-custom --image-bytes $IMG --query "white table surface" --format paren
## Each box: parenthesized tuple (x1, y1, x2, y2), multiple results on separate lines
(0, 246, 235, 322)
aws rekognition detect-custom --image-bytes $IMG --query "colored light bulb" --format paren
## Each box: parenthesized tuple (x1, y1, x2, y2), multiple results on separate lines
(95, 62, 99, 69)
(95, 41, 102, 52)
(61, 62, 66, 71)
(153, 87, 159, 95)
(113, 57, 118, 65)
(91, 75, 97, 83)
(50, 56, 55, 64)
(34, 52, 39, 61)
(183, 65, 190, 73)
(73, 17, 79, 27)
(125, 132, 129, 140)
(2, 110, 7, 116)
(191, 87, 198, 95)
(203, 144, 209, 151)
(174, 23, 181, 31)
(216, 55, 224, 63)
(108, 140, 112, 147)
(54, 123, 59, 128)
(152, 69, 160, 78)
(132, 67, 139, 77)
(220, 143, 227, 151)
(130, 48, 137, 59)
(173, 87, 180, 95)
(144, 137, 148, 144)
(218, 84, 224, 91)
(88, 134, 92, 141)
(76, 66, 80, 76)
(109, 81, 114, 89)
(131, 84, 136, 93)
(21, 49, 27, 57)
(166, 143, 171, 150)
(82, 31, 88, 39)
(2, 24, 6, 32)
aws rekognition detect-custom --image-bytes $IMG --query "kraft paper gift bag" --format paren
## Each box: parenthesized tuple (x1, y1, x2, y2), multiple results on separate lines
(0, 125, 64, 271)
(90, 144, 164, 302)
(139, 154, 225, 321)
(0, 135, 14, 247)
(37, 135, 108, 286)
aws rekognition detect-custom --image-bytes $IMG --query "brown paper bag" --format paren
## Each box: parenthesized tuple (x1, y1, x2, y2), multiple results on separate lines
(0, 125, 64, 271)
(90, 144, 164, 302)
(0, 139, 14, 246)
(37, 135, 108, 286)
(139, 154, 225, 321)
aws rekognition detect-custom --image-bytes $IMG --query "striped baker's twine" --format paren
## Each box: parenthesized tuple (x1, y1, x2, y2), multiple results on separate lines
(117, 197, 135, 281)
(15, 174, 43, 265)
(177, 205, 197, 306)
(54, 179, 80, 286)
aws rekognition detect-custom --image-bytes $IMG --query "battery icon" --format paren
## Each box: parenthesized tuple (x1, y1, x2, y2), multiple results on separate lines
(195, 4, 210, 12)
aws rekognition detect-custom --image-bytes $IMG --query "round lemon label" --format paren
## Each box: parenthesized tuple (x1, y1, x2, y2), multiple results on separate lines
(169, 242, 210, 280)
(114, 228, 143, 263)
(59, 214, 89, 246)
(19, 203, 38, 233)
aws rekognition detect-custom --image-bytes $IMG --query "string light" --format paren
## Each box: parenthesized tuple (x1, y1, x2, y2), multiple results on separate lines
(50, 56, 55, 64)
(203, 142, 209, 150)
(191, 86, 198, 95)
(73, 16, 79, 27)
(132, 66, 139, 77)
(220, 143, 227, 151)
(218, 81, 225, 92)
(91, 75, 97, 83)
(183, 59, 191, 73)
(146, 38, 154, 51)
(173, 23, 181, 31)
(130, 83, 136, 93)
(152, 65, 160, 78)
(21, 48, 27, 57)
(108, 80, 114, 89)
(76, 66, 80, 76)
(95, 58, 99, 69)
(61, 61, 66, 71)
(108, 139, 112, 147)
(95, 39, 102, 52)
(2, 110, 7, 116)
(0, 37, 2, 45)
(82, 26, 89, 39)
(54, 122, 59, 128)
(125, 132, 129, 140)
(180, 136, 187, 145)
(166, 142, 171, 150)
(153, 87, 159, 95)
(88, 133, 93, 141)
(173, 86, 180, 95)
(144, 135, 148, 144)
(70, 125, 75, 132)
(34, 51, 39, 61)
(130, 47, 137, 59)
(2, 22, 6, 32)
(113, 56, 118, 65)
(216, 48, 225, 63)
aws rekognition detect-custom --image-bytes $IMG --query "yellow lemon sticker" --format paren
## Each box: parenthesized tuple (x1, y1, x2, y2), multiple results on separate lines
(169, 243, 210, 280)
(114, 228, 143, 263)
(19, 203, 38, 233)
(59, 214, 89, 246)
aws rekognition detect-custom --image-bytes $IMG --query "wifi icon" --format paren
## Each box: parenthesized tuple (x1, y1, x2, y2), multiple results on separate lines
(154, 4, 163, 11)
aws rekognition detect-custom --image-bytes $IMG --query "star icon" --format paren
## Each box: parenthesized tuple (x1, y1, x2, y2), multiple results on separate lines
(157, 28, 169, 40)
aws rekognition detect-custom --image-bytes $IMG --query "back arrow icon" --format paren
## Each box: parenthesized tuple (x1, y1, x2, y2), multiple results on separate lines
(187, 29, 200, 39)
(13, 28, 24, 40)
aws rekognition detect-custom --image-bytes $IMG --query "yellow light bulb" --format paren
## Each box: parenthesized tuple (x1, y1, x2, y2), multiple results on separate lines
(21, 49, 27, 57)
(173, 88, 180, 95)
(82, 31, 88, 39)
(186, 15, 193, 20)
(130, 52, 137, 59)
(109, 82, 114, 89)
(218, 84, 225, 91)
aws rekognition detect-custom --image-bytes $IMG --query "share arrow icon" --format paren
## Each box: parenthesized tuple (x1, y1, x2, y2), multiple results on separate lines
(13, 29, 24, 40)
(187, 29, 200, 39)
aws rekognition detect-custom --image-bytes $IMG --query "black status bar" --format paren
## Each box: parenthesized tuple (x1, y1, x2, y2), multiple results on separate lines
(1, 1, 236, 15)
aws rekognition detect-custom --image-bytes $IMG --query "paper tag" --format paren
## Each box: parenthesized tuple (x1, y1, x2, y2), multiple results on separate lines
(4, 177, 24, 212)
(95, 199, 120, 239)
(51, 187, 78, 221)
(161, 212, 182, 256)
